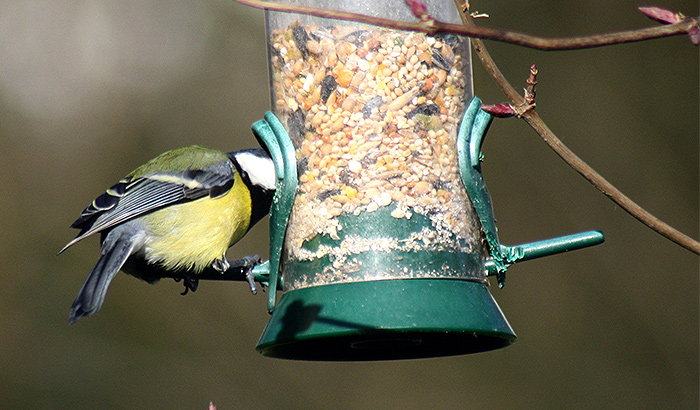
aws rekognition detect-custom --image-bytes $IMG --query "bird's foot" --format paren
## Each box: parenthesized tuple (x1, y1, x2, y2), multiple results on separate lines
(174, 274, 199, 295)
(212, 256, 230, 273)
(227, 255, 261, 295)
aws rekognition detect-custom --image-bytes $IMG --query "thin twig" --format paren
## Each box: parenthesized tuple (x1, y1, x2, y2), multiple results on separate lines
(524, 65, 537, 106)
(454, 0, 700, 255)
(230, 0, 698, 50)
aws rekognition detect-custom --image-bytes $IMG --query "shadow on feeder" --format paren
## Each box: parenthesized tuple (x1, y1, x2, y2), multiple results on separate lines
(275, 300, 323, 340)
(274, 300, 386, 342)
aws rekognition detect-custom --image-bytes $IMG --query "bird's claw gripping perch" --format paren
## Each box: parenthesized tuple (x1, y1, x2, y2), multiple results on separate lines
(228, 254, 262, 295)
(169, 254, 262, 295)
(174, 274, 199, 295)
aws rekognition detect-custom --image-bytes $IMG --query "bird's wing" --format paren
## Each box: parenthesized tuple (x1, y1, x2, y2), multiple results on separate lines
(60, 161, 236, 253)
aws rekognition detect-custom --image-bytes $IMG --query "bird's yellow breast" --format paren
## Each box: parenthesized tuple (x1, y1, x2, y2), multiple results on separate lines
(141, 171, 252, 273)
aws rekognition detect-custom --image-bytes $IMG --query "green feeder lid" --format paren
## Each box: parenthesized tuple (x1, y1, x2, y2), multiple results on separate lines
(256, 279, 515, 361)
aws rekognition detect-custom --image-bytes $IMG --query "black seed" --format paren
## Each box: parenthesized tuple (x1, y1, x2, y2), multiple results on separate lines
(436, 33, 461, 49)
(360, 147, 381, 166)
(320, 75, 338, 103)
(361, 96, 384, 119)
(362, 156, 381, 169)
(339, 169, 355, 186)
(407, 103, 440, 119)
(310, 29, 336, 42)
(287, 108, 306, 146)
(269, 44, 284, 67)
(430, 47, 452, 71)
(293, 25, 310, 59)
(342, 30, 369, 46)
(296, 156, 309, 176)
(317, 189, 342, 201)
(433, 179, 450, 191)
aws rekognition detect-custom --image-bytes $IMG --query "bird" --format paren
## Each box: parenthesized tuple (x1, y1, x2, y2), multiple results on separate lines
(59, 145, 277, 324)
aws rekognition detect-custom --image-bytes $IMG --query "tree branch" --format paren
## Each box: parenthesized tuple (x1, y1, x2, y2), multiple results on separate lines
(231, 0, 699, 50)
(453, 1, 700, 255)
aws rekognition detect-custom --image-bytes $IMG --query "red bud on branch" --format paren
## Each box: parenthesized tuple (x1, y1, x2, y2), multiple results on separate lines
(688, 25, 700, 45)
(405, 0, 430, 21)
(638, 6, 685, 24)
(481, 104, 517, 118)
(637, 6, 698, 45)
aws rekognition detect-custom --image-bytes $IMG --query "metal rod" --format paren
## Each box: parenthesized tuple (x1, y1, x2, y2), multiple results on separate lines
(485, 230, 604, 275)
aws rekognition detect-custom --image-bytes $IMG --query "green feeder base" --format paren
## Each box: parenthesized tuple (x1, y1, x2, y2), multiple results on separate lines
(256, 279, 516, 361)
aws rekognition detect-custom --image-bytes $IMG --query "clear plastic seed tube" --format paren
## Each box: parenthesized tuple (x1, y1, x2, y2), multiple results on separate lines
(265, 1, 486, 290)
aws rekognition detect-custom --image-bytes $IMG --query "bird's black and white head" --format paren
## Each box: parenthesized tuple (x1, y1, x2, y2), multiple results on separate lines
(228, 148, 277, 226)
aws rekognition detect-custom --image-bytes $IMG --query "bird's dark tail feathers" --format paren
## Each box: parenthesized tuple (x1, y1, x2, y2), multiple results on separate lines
(69, 231, 137, 324)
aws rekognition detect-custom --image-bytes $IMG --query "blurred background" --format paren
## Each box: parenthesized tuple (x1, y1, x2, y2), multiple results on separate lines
(0, 0, 697, 409)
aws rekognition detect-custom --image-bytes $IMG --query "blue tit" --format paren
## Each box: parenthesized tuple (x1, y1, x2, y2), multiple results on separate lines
(60, 145, 276, 324)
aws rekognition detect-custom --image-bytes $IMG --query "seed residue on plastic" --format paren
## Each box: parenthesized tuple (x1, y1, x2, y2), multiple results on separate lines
(268, 22, 485, 288)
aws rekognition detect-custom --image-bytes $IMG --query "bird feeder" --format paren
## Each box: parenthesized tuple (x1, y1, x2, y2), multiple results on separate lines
(245, 0, 603, 361)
